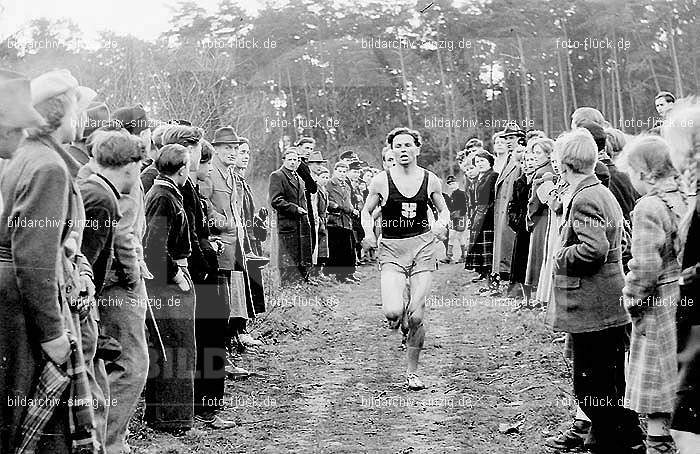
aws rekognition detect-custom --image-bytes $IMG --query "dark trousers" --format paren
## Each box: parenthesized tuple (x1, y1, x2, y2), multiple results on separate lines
(193, 277, 228, 418)
(145, 270, 196, 432)
(571, 325, 643, 453)
(326, 226, 356, 279)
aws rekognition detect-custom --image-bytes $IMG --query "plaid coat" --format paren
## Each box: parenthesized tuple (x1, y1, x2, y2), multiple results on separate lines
(465, 169, 498, 273)
(623, 182, 689, 413)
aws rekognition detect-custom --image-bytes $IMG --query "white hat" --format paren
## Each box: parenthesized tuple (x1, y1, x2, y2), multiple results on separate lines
(30, 69, 97, 113)
(0, 69, 46, 129)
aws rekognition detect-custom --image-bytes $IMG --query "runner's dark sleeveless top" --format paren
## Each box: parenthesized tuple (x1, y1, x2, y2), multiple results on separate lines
(382, 169, 431, 239)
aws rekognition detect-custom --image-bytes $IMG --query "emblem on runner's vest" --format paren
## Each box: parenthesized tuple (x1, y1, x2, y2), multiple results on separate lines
(401, 202, 417, 218)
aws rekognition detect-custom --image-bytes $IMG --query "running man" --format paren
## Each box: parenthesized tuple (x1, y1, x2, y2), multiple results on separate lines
(361, 127, 449, 390)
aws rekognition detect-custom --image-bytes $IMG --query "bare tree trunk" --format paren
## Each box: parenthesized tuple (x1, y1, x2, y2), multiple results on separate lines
(436, 41, 451, 170)
(598, 48, 606, 118)
(489, 60, 495, 132)
(627, 74, 637, 133)
(516, 33, 531, 122)
(610, 69, 618, 129)
(557, 49, 569, 130)
(397, 46, 413, 129)
(668, 20, 684, 97)
(647, 56, 661, 93)
(540, 69, 549, 136)
(562, 21, 578, 110)
(515, 81, 523, 122)
(504, 85, 512, 120)
(301, 69, 311, 121)
(286, 66, 296, 141)
(611, 38, 624, 128)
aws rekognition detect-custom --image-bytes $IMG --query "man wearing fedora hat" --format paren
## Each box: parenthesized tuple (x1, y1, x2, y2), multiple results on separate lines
(205, 126, 255, 373)
(231, 136, 267, 345)
(1, 68, 99, 453)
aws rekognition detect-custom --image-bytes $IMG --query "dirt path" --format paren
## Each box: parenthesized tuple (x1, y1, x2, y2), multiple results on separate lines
(131, 262, 573, 453)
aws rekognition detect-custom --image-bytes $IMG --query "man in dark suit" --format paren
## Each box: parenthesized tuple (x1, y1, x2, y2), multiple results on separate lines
(294, 137, 318, 255)
(269, 147, 313, 286)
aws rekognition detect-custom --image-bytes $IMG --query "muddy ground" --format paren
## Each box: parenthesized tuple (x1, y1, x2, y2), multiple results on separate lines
(129, 261, 575, 453)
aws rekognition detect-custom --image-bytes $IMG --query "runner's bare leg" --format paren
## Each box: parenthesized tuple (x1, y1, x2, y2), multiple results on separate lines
(381, 267, 408, 329)
(405, 270, 431, 374)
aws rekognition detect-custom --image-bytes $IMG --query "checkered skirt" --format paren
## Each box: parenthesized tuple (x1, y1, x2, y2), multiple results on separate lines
(624, 282, 679, 413)
(465, 227, 494, 272)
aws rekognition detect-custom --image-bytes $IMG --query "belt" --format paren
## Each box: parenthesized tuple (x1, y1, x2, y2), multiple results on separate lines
(0, 245, 11, 262)
(174, 258, 188, 267)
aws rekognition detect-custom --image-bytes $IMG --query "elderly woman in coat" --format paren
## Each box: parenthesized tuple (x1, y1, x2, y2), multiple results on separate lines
(620, 135, 689, 454)
(0, 69, 96, 453)
(546, 128, 644, 454)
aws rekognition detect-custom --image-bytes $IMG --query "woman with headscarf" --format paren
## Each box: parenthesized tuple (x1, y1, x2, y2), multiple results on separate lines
(464, 150, 498, 282)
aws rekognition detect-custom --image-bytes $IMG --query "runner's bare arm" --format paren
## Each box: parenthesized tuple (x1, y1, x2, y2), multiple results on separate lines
(361, 173, 386, 242)
(428, 172, 450, 238)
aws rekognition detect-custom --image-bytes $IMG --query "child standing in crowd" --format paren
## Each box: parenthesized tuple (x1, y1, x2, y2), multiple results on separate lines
(525, 138, 555, 305)
(443, 175, 468, 263)
(315, 166, 331, 277)
(460, 152, 480, 271)
(507, 147, 537, 306)
(621, 135, 689, 454)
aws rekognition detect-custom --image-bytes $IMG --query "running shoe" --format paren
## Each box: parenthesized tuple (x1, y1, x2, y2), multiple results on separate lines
(406, 373, 426, 390)
(238, 333, 263, 347)
(195, 414, 237, 429)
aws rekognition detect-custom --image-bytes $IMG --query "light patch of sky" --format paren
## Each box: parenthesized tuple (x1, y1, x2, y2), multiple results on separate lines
(0, 0, 262, 44)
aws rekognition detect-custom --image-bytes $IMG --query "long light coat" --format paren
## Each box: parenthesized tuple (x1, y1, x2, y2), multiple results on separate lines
(492, 154, 522, 276)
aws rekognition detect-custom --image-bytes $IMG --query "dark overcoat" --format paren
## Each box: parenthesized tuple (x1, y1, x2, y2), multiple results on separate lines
(268, 166, 312, 270)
